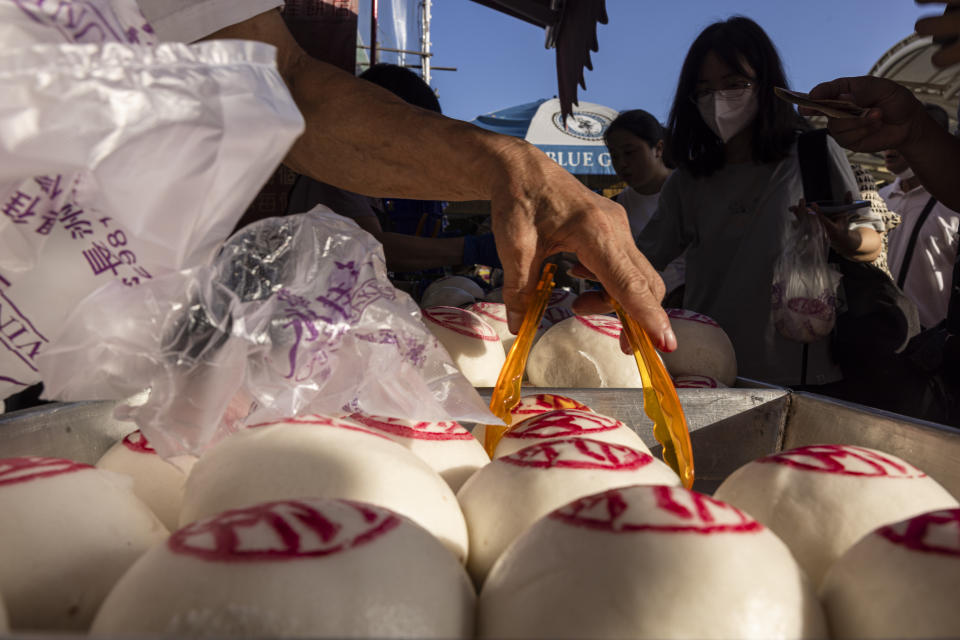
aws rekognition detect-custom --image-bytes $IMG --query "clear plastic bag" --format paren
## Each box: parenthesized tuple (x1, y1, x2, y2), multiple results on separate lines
(771, 213, 842, 343)
(0, 2, 305, 398)
(38, 209, 497, 457)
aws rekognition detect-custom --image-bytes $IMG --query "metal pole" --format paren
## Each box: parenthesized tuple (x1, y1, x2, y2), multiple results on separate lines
(370, 0, 379, 66)
(420, 0, 432, 85)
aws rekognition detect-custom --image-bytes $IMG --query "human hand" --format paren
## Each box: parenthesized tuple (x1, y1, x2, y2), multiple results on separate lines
(916, 0, 960, 68)
(788, 195, 863, 258)
(488, 149, 676, 353)
(801, 77, 925, 153)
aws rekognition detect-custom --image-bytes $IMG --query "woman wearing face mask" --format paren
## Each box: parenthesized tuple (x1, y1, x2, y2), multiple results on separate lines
(605, 109, 685, 302)
(636, 16, 884, 388)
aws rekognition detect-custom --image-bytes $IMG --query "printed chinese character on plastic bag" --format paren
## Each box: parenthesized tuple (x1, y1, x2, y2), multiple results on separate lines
(38, 209, 497, 457)
(0, 0, 305, 398)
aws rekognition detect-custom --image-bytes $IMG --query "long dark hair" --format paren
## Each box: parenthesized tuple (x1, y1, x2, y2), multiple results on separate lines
(604, 109, 664, 148)
(666, 16, 806, 178)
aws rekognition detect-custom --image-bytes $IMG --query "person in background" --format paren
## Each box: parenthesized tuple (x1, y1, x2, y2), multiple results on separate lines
(134, 2, 676, 348)
(604, 110, 685, 305)
(879, 103, 960, 330)
(633, 16, 883, 388)
(800, 1, 960, 424)
(256, 63, 501, 274)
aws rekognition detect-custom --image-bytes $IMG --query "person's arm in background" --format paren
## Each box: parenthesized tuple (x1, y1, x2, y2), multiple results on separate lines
(805, 77, 960, 212)
(204, 10, 675, 350)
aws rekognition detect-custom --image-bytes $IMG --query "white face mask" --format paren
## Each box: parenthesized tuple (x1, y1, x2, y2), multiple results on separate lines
(697, 88, 759, 143)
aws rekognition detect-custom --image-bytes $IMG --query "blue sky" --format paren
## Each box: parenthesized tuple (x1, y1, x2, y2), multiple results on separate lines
(406, 1, 939, 124)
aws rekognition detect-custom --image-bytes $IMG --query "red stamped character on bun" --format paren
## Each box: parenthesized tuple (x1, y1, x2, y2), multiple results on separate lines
(666, 308, 721, 327)
(551, 486, 762, 535)
(509, 394, 591, 419)
(423, 306, 499, 342)
(502, 438, 653, 471)
(876, 509, 960, 558)
(469, 302, 507, 324)
(349, 414, 474, 441)
(758, 445, 926, 478)
(168, 499, 401, 561)
(506, 409, 624, 440)
(575, 315, 622, 339)
(121, 431, 157, 454)
(0, 456, 91, 487)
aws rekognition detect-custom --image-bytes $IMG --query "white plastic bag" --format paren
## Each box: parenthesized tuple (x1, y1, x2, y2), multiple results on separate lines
(0, 1, 305, 398)
(38, 209, 497, 456)
(771, 213, 842, 343)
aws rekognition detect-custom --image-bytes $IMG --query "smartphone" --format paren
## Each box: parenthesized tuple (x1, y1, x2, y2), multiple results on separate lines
(811, 200, 871, 215)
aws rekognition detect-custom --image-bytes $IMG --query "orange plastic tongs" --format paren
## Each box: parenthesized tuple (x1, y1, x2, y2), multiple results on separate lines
(483, 263, 557, 457)
(606, 293, 695, 489)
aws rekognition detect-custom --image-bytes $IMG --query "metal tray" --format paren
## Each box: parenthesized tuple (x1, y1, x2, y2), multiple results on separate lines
(2, 388, 959, 498)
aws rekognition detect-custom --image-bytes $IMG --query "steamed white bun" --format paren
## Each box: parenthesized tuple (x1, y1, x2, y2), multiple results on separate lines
(0, 457, 167, 631)
(493, 409, 648, 458)
(96, 430, 196, 531)
(348, 414, 489, 492)
(422, 306, 505, 386)
(179, 416, 469, 562)
(714, 444, 959, 586)
(92, 498, 475, 638)
(479, 485, 827, 639)
(820, 508, 960, 639)
(527, 315, 641, 388)
(660, 309, 737, 386)
(458, 437, 679, 584)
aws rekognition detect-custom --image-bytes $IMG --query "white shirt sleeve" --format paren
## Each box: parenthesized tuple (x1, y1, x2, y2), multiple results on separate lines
(137, 0, 284, 43)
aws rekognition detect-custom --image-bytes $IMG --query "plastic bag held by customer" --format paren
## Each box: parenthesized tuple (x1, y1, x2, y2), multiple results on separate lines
(771, 211, 842, 343)
(38, 209, 498, 457)
(0, 0, 305, 399)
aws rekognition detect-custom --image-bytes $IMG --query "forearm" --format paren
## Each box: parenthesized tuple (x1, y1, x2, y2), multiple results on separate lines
(899, 112, 960, 212)
(206, 10, 524, 202)
(831, 226, 882, 262)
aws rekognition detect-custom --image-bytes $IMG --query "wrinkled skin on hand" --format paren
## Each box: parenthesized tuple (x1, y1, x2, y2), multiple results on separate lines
(489, 150, 676, 353)
(803, 77, 924, 154)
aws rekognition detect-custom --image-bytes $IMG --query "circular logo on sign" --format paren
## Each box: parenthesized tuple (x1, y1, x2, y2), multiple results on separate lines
(876, 509, 960, 557)
(349, 414, 474, 441)
(0, 457, 91, 487)
(503, 438, 652, 471)
(758, 445, 925, 478)
(507, 409, 624, 440)
(551, 111, 611, 141)
(168, 499, 401, 561)
(510, 394, 591, 419)
(551, 486, 762, 535)
(666, 308, 720, 327)
(122, 431, 157, 454)
(575, 315, 622, 339)
(423, 306, 499, 342)
(469, 302, 507, 325)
